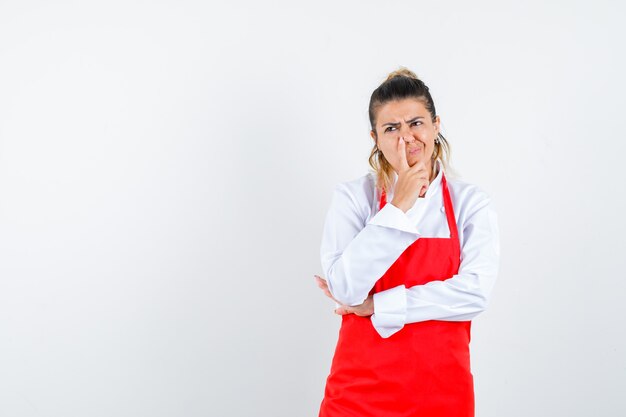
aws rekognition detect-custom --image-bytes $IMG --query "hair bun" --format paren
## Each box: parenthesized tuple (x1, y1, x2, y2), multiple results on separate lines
(385, 67, 419, 82)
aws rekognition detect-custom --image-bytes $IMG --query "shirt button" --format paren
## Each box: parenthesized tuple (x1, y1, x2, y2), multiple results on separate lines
(440, 206, 445, 212)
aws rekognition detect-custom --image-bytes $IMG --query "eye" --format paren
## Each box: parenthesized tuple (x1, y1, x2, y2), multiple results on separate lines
(384, 127, 395, 132)
(412, 121, 422, 126)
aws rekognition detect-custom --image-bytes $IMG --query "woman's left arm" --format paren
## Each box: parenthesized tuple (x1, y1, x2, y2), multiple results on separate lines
(370, 189, 500, 338)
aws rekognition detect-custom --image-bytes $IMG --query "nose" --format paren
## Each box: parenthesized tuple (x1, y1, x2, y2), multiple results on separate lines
(399, 124, 416, 143)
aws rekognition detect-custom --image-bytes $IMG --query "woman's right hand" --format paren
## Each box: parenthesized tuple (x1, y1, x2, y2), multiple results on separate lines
(390, 137, 430, 213)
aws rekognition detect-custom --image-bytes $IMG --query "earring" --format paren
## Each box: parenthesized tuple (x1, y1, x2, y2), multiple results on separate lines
(434, 136, 440, 144)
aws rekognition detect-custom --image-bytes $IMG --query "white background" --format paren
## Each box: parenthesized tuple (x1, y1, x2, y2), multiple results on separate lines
(1, 1, 625, 416)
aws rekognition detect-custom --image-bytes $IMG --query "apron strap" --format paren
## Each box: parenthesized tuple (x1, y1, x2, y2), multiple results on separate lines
(441, 172, 459, 241)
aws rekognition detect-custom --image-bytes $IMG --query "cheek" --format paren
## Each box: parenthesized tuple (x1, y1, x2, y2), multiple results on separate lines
(379, 142, 402, 163)
(379, 138, 395, 153)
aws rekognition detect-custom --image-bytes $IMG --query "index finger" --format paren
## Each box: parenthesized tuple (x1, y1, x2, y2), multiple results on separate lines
(397, 136, 410, 172)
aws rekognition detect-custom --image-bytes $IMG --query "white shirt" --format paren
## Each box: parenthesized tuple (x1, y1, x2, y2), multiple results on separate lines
(320, 159, 500, 338)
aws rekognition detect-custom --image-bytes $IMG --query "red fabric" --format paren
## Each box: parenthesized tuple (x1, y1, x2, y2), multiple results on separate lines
(319, 173, 474, 417)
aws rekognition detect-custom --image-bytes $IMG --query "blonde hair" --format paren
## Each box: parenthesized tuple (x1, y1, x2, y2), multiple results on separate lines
(367, 66, 454, 194)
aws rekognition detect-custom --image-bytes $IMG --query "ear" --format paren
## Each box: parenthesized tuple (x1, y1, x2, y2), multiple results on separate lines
(370, 129, 377, 145)
(434, 115, 441, 134)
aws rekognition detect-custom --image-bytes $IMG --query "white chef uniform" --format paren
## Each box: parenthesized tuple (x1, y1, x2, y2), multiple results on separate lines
(320, 158, 500, 338)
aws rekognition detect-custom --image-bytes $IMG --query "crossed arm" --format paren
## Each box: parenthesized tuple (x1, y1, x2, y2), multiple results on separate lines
(316, 182, 500, 338)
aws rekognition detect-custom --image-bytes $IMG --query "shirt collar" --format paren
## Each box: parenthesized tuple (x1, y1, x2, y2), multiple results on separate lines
(391, 158, 444, 200)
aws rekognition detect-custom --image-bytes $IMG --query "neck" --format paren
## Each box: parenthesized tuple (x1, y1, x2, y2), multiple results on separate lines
(429, 159, 439, 182)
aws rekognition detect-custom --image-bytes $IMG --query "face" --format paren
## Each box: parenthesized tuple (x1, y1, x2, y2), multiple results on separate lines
(370, 98, 440, 173)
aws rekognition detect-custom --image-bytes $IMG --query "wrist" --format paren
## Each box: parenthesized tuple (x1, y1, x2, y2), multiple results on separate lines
(390, 198, 409, 213)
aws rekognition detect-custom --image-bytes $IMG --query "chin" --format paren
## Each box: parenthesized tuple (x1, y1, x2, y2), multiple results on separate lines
(408, 157, 422, 166)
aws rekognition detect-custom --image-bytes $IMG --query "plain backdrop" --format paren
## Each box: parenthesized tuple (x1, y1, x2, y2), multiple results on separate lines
(1, 1, 625, 416)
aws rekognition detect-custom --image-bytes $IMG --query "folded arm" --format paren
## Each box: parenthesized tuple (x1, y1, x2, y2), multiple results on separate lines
(371, 191, 500, 338)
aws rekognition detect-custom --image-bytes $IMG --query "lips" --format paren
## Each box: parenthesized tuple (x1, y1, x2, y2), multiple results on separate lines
(408, 148, 421, 155)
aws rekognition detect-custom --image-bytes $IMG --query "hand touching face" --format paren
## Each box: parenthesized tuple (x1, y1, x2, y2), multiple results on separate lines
(370, 98, 440, 172)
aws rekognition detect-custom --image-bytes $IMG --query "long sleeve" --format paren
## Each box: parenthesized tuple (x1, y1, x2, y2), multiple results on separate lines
(320, 182, 421, 307)
(371, 189, 500, 338)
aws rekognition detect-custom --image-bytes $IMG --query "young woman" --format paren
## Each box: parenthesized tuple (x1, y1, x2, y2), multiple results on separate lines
(315, 68, 500, 417)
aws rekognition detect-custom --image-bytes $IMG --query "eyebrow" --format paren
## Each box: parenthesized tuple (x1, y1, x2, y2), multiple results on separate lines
(381, 116, 424, 127)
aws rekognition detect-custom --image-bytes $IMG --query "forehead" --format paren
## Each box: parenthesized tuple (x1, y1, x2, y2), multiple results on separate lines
(377, 98, 429, 124)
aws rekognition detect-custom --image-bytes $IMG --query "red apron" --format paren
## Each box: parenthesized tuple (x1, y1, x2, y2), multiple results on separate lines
(319, 172, 474, 417)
